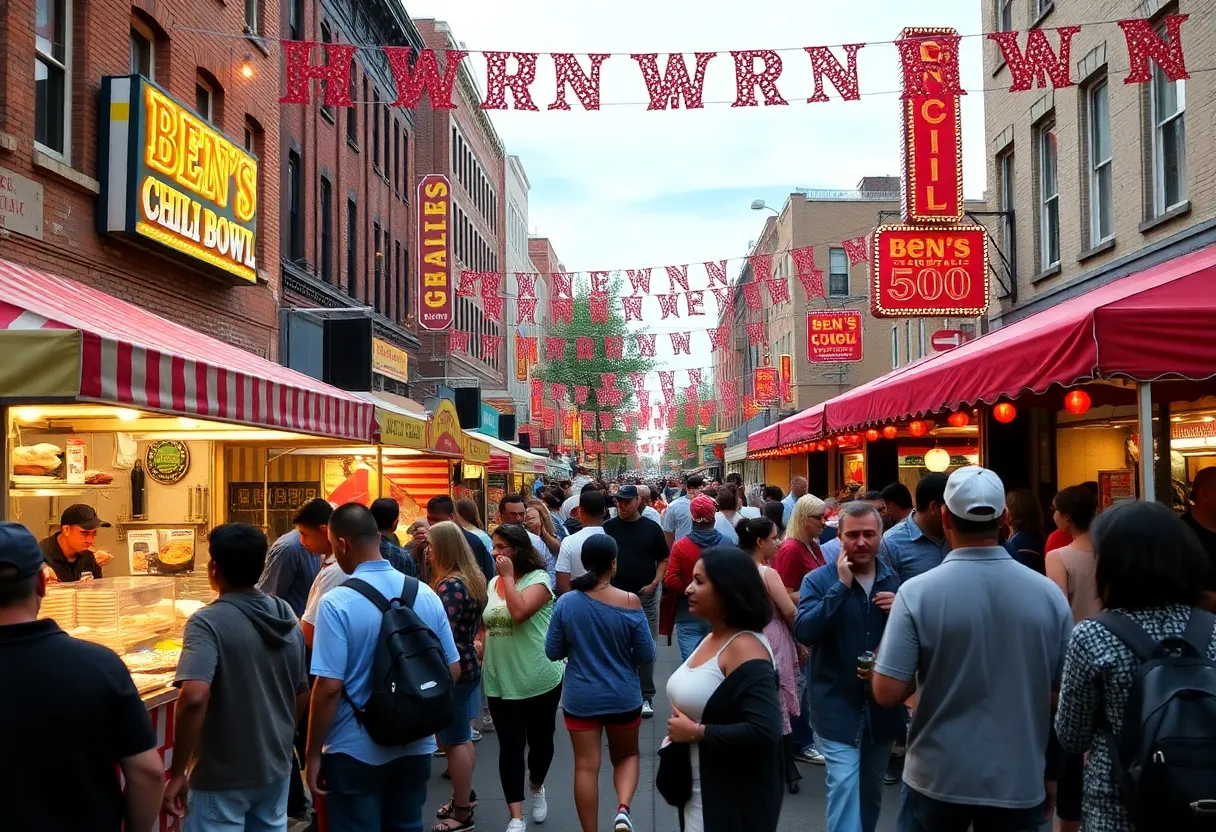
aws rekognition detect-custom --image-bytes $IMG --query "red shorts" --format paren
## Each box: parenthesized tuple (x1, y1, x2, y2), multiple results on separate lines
(563, 707, 643, 732)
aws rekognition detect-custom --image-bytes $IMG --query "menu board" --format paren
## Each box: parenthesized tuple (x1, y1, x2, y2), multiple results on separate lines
(1098, 469, 1136, 512)
(228, 481, 322, 537)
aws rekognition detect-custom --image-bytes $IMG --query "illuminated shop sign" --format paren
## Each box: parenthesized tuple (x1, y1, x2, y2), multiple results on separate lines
(899, 27, 963, 224)
(99, 75, 259, 283)
(417, 174, 452, 331)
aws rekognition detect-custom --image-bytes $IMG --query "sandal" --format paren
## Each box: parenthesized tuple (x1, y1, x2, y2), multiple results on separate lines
(431, 804, 474, 831)
(436, 792, 477, 819)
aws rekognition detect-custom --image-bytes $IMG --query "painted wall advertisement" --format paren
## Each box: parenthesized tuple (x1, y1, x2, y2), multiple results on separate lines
(416, 174, 452, 331)
(807, 311, 863, 363)
(1098, 469, 1136, 512)
(99, 76, 258, 283)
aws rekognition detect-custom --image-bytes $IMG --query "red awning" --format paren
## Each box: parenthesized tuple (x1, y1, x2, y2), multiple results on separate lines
(0, 258, 375, 441)
(778, 404, 824, 444)
(825, 246, 1216, 432)
(748, 422, 780, 452)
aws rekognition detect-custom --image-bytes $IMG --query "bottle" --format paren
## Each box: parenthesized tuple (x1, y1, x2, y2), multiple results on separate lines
(131, 459, 147, 520)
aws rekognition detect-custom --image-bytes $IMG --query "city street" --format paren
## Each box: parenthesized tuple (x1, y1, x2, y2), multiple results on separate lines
(423, 640, 900, 832)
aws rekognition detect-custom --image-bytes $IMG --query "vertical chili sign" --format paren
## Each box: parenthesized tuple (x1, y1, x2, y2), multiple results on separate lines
(900, 27, 964, 224)
(416, 174, 452, 331)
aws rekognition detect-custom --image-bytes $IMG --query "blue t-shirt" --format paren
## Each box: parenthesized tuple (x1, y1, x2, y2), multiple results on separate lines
(544, 591, 655, 717)
(256, 530, 320, 618)
(311, 560, 460, 764)
(882, 512, 951, 582)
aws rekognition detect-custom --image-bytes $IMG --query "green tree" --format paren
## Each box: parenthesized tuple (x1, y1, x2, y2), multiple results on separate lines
(662, 383, 715, 466)
(537, 275, 657, 475)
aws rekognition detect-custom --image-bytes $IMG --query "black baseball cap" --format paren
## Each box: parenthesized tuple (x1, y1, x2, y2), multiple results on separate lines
(616, 485, 640, 500)
(60, 504, 111, 530)
(0, 522, 45, 581)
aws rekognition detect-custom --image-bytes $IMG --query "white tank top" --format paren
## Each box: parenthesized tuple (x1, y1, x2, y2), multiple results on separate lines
(665, 630, 772, 723)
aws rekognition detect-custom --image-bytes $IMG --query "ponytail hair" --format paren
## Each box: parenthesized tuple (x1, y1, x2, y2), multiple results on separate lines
(736, 517, 776, 554)
(570, 534, 619, 592)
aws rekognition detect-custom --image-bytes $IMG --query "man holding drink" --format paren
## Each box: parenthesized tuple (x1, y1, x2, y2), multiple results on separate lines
(795, 501, 905, 832)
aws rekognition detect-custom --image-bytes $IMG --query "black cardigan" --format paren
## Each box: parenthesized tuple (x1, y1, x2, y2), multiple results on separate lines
(691, 658, 785, 832)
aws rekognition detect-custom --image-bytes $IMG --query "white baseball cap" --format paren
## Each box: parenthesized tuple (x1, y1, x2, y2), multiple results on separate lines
(943, 466, 1006, 521)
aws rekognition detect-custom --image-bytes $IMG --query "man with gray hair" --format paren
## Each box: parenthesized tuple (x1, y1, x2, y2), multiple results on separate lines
(636, 484, 663, 525)
(795, 501, 904, 832)
(783, 476, 809, 526)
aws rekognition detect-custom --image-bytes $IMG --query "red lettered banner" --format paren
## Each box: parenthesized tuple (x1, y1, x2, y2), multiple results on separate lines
(417, 174, 452, 330)
(807, 311, 864, 362)
(871, 225, 988, 317)
(899, 28, 963, 224)
(754, 367, 779, 404)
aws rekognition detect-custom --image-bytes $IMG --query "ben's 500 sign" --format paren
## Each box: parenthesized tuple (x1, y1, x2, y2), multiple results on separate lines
(871, 225, 988, 317)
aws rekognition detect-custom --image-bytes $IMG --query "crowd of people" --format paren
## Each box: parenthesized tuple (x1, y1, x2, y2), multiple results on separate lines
(3, 465, 1215, 832)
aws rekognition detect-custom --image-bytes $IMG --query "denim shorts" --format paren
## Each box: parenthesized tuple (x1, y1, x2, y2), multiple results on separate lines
(436, 683, 478, 745)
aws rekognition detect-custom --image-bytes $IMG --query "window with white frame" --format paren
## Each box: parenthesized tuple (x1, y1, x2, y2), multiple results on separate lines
(129, 23, 153, 78)
(1151, 43, 1187, 214)
(997, 0, 1013, 31)
(195, 77, 214, 123)
(1034, 0, 1052, 19)
(999, 150, 1015, 254)
(891, 326, 899, 369)
(246, 0, 261, 36)
(828, 248, 849, 296)
(1087, 78, 1113, 244)
(35, 0, 71, 159)
(1037, 122, 1059, 270)
(918, 320, 926, 359)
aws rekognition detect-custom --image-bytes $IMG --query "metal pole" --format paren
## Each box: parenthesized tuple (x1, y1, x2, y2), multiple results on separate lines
(376, 445, 384, 499)
(1136, 383, 1156, 502)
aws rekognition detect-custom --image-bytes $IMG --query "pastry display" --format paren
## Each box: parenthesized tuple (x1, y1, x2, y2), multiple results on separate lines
(122, 650, 181, 674)
(11, 443, 63, 476)
(128, 672, 175, 695)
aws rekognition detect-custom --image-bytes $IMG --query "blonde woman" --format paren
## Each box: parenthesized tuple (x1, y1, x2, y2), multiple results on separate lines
(772, 494, 828, 604)
(427, 521, 489, 832)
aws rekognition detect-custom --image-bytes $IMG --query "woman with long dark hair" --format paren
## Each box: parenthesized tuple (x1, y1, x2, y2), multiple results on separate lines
(545, 535, 655, 832)
(1003, 488, 1047, 573)
(663, 545, 784, 832)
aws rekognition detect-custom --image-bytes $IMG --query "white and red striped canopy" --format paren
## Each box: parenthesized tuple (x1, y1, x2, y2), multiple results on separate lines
(0, 258, 375, 441)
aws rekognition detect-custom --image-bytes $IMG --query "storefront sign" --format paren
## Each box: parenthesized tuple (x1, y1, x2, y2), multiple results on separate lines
(900, 27, 963, 224)
(807, 311, 864, 363)
(145, 440, 190, 484)
(375, 407, 426, 448)
(516, 353, 529, 382)
(99, 76, 259, 283)
(372, 338, 409, 383)
(779, 353, 794, 404)
(1098, 469, 1136, 511)
(477, 402, 500, 438)
(428, 398, 464, 454)
(0, 166, 43, 240)
(465, 434, 491, 464)
(416, 174, 452, 331)
(871, 225, 988, 317)
(754, 368, 779, 405)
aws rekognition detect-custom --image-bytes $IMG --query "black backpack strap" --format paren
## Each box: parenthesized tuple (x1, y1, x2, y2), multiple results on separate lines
(1183, 608, 1216, 656)
(1096, 611, 1158, 663)
(341, 578, 390, 614)
(398, 574, 420, 609)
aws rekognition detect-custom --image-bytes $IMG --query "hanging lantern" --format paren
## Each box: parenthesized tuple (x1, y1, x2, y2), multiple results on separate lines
(993, 402, 1017, 423)
(947, 411, 970, 428)
(815, 442, 827, 452)
(882, 425, 898, 440)
(924, 447, 951, 473)
(908, 420, 927, 437)
(865, 428, 880, 442)
(823, 437, 834, 447)
(1064, 389, 1092, 415)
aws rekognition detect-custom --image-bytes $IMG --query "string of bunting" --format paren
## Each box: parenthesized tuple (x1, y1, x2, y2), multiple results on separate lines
(279, 16, 1190, 112)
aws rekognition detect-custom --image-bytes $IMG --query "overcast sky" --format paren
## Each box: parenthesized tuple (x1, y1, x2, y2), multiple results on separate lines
(402, 0, 987, 444)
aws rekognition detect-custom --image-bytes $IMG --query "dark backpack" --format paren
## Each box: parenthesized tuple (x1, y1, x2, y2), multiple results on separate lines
(1097, 609, 1216, 830)
(341, 576, 454, 747)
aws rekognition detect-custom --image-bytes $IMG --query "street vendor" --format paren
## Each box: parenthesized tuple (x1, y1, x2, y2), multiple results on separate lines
(39, 504, 114, 582)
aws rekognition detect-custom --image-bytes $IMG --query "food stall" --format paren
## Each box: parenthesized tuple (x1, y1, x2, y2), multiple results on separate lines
(476, 432, 548, 527)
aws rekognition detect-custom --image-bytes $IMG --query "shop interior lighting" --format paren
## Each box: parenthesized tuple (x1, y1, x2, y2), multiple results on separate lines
(115, 408, 140, 422)
(13, 408, 42, 423)
(178, 417, 200, 429)
(924, 447, 951, 473)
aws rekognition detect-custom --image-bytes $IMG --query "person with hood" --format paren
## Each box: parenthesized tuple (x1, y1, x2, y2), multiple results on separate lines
(663, 495, 724, 661)
(165, 523, 310, 830)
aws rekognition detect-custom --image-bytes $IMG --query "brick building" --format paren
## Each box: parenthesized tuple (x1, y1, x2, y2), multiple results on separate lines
(0, 0, 283, 355)
(276, 0, 424, 392)
(981, 0, 1215, 324)
(412, 19, 508, 405)
(525, 236, 563, 449)
(505, 155, 547, 424)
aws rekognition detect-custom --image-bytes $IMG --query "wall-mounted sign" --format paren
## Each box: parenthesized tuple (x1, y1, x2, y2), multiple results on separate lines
(99, 76, 259, 283)
(807, 311, 864, 363)
(779, 353, 794, 404)
(871, 225, 988, 317)
(375, 407, 426, 449)
(464, 434, 491, 465)
(145, 440, 190, 484)
(416, 174, 452, 331)
(477, 402, 500, 438)
(372, 338, 409, 383)
(428, 398, 464, 455)
(900, 27, 963, 225)
(1098, 469, 1136, 511)
(0, 166, 43, 240)
(754, 367, 779, 405)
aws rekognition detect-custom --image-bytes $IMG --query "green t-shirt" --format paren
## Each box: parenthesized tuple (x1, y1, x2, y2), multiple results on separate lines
(481, 570, 563, 699)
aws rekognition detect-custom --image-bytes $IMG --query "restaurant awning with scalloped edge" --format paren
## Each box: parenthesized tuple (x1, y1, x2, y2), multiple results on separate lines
(747, 422, 780, 454)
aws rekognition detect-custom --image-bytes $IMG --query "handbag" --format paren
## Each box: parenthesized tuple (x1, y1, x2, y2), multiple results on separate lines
(656, 738, 693, 807)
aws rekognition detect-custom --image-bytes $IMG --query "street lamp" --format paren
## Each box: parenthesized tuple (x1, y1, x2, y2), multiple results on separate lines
(750, 199, 779, 215)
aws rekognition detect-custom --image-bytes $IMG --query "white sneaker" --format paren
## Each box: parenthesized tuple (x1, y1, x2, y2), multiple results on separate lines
(530, 786, 548, 823)
(614, 808, 634, 831)
(506, 819, 527, 832)
(641, 699, 654, 719)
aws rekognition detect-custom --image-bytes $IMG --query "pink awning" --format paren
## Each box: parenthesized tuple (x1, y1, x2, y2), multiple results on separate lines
(778, 404, 824, 444)
(748, 422, 780, 452)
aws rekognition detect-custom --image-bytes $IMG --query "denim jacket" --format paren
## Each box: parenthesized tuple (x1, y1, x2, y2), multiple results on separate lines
(794, 561, 906, 746)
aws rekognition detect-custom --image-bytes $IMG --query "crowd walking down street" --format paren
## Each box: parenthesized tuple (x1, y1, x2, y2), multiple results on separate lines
(3, 466, 1216, 832)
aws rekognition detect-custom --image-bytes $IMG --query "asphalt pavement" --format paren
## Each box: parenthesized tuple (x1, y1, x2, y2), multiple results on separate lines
(422, 639, 901, 832)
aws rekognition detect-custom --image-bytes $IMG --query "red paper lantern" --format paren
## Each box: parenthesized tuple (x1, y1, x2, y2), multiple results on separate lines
(993, 402, 1018, 423)
(908, 420, 927, 437)
(823, 437, 834, 447)
(882, 425, 898, 440)
(1064, 389, 1092, 415)
(865, 429, 880, 442)
(947, 411, 970, 428)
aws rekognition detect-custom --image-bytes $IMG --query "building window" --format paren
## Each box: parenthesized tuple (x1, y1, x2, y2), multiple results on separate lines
(828, 248, 849, 296)
(35, 0, 71, 158)
(1034, 0, 1052, 19)
(402, 130, 410, 199)
(383, 108, 390, 181)
(319, 177, 333, 283)
(373, 223, 382, 313)
(245, 0, 260, 34)
(286, 151, 303, 261)
(286, 0, 301, 38)
(371, 90, 380, 170)
(346, 198, 358, 298)
(960, 321, 977, 339)
(1037, 122, 1059, 270)
(346, 64, 358, 146)
(891, 326, 899, 369)
(195, 77, 214, 123)
(402, 241, 409, 320)
(393, 240, 401, 320)
(319, 22, 333, 122)
(129, 24, 153, 77)
(918, 319, 926, 359)
(1087, 78, 1113, 244)
(393, 127, 400, 192)
(998, 150, 1015, 259)
(996, 0, 1013, 31)
(1151, 44, 1187, 214)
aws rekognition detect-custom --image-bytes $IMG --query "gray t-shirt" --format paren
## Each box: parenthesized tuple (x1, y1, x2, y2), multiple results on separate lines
(175, 590, 309, 790)
(661, 496, 693, 542)
(875, 546, 1072, 809)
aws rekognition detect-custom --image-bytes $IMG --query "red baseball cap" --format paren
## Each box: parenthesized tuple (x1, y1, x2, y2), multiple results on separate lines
(690, 495, 717, 523)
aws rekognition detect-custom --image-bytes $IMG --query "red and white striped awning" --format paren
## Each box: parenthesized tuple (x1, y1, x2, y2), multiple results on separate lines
(0, 258, 375, 441)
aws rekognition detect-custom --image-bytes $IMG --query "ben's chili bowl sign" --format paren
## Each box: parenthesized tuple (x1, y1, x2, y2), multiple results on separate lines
(807, 311, 863, 363)
(99, 76, 258, 284)
(417, 174, 452, 331)
(871, 225, 988, 318)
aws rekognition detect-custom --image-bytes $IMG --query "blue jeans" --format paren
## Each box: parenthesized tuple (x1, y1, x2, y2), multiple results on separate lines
(819, 737, 892, 832)
(675, 620, 711, 662)
(899, 783, 1046, 832)
(183, 778, 289, 832)
(322, 752, 431, 832)
(437, 682, 478, 745)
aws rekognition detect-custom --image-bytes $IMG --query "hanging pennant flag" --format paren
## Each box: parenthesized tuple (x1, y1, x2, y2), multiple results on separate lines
(590, 296, 610, 324)
(589, 270, 611, 297)
(683, 402, 697, 427)
(552, 298, 573, 324)
(670, 331, 691, 354)
(541, 408, 556, 430)
(688, 368, 703, 386)
(659, 370, 675, 389)
(628, 371, 646, 390)
(986, 27, 1081, 92)
(657, 294, 681, 319)
(685, 289, 706, 316)
(482, 295, 504, 321)
(704, 259, 730, 288)
(710, 325, 731, 352)
(577, 337, 595, 360)
(841, 235, 870, 265)
(700, 401, 715, 426)
(515, 272, 538, 298)
(581, 411, 595, 431)
(552, 272, 574, 298)
(482, 333, 504, 358)
(791, 246, 823, 299)
(746, 322, 767, 345)
(545, 336, 566, 360)
(574, 385, 590, 405)
(662, 387, 676, 405)
(552, 382, 569, 402)
(711, 286, 734, 318)
(518, 297, 538, 323)
(636, 333, 656, 357)
(636, 389, 649, 411)
(604, 336, 623, 360)
(622, 296, 643, 322)
(516, 335, 537, 363)
(457, 270, 479, 297)
(626, 267, 652, 295)
(742, 282, 763, 310)
(480, 272, 502, 298)
(748, 253, 773, 282)
(805, 43, 866, 101)
(1117, 15, 1190, 84)
(765, 277, 791, 305)
(600, 372, 617, 388)
(666, 265, 690, 292)
(449, 330, 471, 353)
